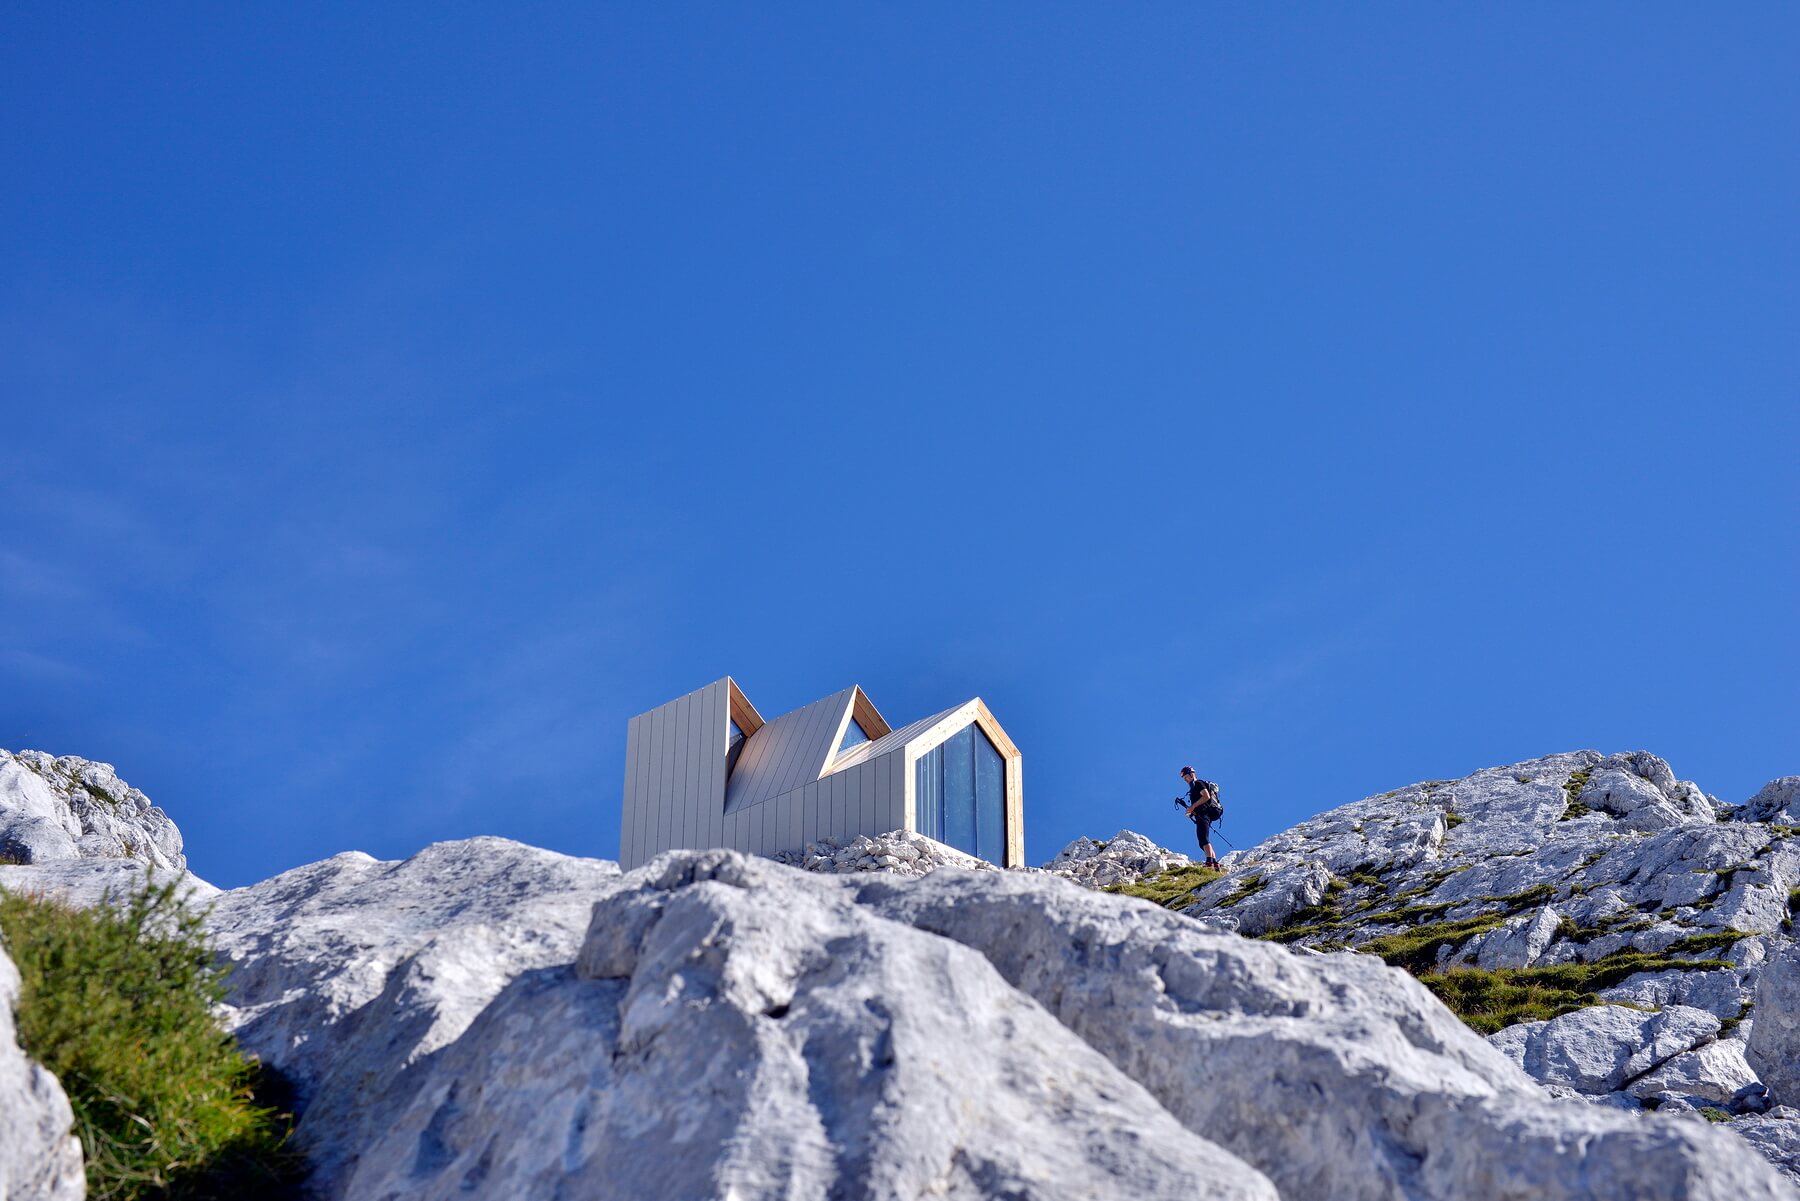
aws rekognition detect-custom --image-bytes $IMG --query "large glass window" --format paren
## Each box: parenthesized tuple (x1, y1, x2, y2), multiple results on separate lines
(914, 723, 1006, 861)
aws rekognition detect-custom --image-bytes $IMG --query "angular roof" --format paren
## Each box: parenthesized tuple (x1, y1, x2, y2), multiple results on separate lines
(827, 701, 973, 774)
(724, 686, 892, 811)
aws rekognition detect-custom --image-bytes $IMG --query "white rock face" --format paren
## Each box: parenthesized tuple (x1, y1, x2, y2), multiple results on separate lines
(1488, 1005, 1723, 1096)
(0, 941, 84, 1201)
(0, 751, 185, 872)
(1748, 942, 1800, 1106)
(347, 851, 1277, 1201)
(207, 837, 623, 1193)
(215, 839, 1796, 1201)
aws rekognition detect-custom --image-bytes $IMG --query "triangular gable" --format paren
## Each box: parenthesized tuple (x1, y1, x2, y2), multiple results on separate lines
(827, 700, 973, 774)
(724, 687, 857, 812)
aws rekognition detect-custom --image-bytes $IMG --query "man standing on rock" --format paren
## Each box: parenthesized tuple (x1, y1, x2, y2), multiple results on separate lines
(1180, 766, 1222, 871)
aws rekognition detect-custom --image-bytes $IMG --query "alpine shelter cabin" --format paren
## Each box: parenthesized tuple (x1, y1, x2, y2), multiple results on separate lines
(618, 677, 1023, 870)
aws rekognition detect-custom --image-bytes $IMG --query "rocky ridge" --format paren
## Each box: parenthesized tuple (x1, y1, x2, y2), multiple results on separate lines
(1059, 750, 1800, 1181)
(204, 839, 1791, 1201)
(5, 746, 1800, 1200)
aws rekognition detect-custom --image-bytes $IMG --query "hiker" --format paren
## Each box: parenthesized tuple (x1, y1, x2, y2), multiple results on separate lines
(1179, 766, 1223, 870)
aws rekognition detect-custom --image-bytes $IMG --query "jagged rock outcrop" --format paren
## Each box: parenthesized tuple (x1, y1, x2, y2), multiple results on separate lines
(0, 941, 84, 1201)
(209, 839, 1793, 1200)
(0, 751, 185, 872)
(1039, 828, 1191, 888)
(774, 828, 1000, 877)
(1143, 749, 1799, 1181)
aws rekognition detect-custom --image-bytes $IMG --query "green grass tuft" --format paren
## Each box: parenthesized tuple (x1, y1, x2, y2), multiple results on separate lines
(1444, 813, 1465, 829)
(1104, 862, 1223, 911)
(0, 879, 302, 1201)
(1698, 1106, 1731, 1123)
(1411, 947, 1738, 1033)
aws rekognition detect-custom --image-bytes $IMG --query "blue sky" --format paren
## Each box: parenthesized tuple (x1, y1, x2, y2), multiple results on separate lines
(3, 6, 1795, 888)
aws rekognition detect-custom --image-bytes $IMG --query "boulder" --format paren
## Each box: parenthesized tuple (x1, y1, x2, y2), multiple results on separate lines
(1629, 1039, 1760, 1105)
(1455, 904, 1563, 969)
(343, 851, 1277, 1201)
(1487, 1005, 1721, 1095)
(1747, 942, 1800, 1105)
(0, 941, 84, 1201)
(1578, 753, 1714, 832)
(207, 837, 623, 1193)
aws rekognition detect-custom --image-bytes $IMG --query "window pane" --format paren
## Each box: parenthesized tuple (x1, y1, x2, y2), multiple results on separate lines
(838, 718, 870, 756)
(942, 725, 976, 853)
(915, 744, 942, 842)
(975, 727, 1005, 861)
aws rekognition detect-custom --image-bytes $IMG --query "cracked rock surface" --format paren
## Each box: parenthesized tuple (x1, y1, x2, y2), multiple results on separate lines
(208, 840, 1793, 1200)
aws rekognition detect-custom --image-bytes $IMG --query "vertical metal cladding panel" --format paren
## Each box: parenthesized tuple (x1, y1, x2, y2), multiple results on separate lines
(788, 786, 806, 854)
(672, 694, 689, 852)
(722, 808, 739, 855)
(825, 772, 843, 842)
(641, 703, 657, 863)
(869, 757, 891, 836)
(655, 696, 677, 857)
(651, 705, 673, 864)
(664, 694, 685, 853)
(631, 709, 651, 868)
(681, 690, 701, 850)
(882, 752, 907, 834)
(704, 681, 725, 850)
(859, 763, 877, 838)
(619, 715, 637, 870)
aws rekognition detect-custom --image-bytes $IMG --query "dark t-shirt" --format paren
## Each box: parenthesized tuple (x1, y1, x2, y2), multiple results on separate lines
(1187, 779, 1217, 819)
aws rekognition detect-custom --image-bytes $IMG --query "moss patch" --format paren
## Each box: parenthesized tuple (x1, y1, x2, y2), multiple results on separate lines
(1104, 863, 1223, 912)
(1414, 946, 1738, 1034)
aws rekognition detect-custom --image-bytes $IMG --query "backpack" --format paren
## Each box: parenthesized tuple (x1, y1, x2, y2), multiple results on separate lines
(1195, 781, 1224, 823)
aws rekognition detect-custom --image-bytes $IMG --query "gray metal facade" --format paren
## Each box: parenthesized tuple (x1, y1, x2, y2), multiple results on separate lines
(618, 677, 1023, 870)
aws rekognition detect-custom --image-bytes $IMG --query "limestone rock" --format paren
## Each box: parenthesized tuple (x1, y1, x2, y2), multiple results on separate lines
(0, 941, 84, 1201)
(1734, 1113, 1800, 1188)
(1455, 904, 1563, 970)
(346, 851, 1278, 1201)
(775, 828, 999, 877)
(1740, 778, 1800, 826)
(843, 862, 1789, 1201)
(1630, 1039, 1760, 1104)
(0, 859, 219, 911)
(206, 837, 623, 1193)
(1488, 1005, 1722, 1095)
(1597, 967, 1751, 1021)
(1748, 942, 1800, 1106)
(1041, 828, 1191, 889)
(0, 750, 185, 872)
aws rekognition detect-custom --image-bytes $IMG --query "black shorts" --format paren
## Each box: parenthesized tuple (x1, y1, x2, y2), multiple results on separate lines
(1191, 815, 1211, 847)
